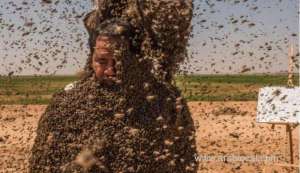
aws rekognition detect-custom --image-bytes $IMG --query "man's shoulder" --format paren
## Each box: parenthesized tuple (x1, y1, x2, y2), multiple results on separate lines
(64, 81, 79, 91)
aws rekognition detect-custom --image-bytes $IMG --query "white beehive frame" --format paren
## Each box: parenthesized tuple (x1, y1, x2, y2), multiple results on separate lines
(257, 87, 300, 124)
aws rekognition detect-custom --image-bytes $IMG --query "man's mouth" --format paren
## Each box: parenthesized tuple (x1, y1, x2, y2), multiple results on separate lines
(94, 75, 119, 86)
(105, 76, 117, 81)
(102, 76, 117, 86)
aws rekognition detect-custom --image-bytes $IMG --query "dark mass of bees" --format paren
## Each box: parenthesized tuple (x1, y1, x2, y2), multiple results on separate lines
(28, 0, 198, 172)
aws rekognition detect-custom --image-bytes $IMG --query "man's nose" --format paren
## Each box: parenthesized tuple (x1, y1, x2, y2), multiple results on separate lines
(104, 67, 116, 77)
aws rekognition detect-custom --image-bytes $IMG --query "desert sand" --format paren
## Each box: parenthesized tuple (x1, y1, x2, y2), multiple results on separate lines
(0, 102, 299, 173)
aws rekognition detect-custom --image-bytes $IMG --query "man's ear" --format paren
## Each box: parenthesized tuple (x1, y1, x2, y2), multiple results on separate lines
(90, 55, 94, 69)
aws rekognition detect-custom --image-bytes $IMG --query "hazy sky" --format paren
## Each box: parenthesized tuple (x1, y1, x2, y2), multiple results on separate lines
(0, 0, 299, 75)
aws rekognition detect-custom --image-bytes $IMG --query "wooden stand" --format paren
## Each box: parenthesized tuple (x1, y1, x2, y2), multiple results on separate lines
(263, 44, 299, 172)
(263, 123, 299, 173)
(282, 44, 298, 165)
(286, 124, 295, 164)
(270, 123, 298, 164)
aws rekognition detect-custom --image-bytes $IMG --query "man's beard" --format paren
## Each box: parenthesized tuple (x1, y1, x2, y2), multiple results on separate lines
(95, 76, 120, 91)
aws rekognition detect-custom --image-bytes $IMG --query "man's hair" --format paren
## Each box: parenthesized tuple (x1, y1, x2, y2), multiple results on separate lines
(83, 19, 135, 80)
(89, 19, 133, 54)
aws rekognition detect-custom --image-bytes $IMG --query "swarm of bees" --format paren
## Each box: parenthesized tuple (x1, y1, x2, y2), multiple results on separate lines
(0, 0, 299, 76)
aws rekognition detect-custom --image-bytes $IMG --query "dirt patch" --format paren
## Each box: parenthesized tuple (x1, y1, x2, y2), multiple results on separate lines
(0, 102, 299, 173)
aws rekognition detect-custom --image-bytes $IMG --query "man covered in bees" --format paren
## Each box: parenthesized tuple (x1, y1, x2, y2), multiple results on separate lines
(29, 0, 198, 172)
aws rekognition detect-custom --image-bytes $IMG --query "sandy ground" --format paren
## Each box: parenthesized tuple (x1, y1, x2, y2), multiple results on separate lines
(0, 102, 299, 173)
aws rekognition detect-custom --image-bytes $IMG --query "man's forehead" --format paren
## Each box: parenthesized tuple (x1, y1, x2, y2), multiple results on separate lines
(96, 35, 120, 42)
(97, 35, 110, 41)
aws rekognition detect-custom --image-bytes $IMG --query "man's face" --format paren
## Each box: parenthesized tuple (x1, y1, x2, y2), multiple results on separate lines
(92, 36, 117, 82)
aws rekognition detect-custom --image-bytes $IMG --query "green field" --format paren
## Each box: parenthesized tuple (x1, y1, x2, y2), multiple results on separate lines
(0, 74, 299, 104)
